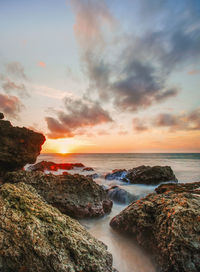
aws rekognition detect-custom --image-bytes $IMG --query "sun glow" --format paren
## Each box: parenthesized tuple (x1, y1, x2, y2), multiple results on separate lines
(59, 147, 69, 154)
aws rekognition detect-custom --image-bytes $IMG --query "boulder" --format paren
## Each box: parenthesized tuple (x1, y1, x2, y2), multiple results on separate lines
(0, 119, 45, 176)
(86, 173, 99, 179)
(0, 182, 116, 272)
(83, 167, 94, 171)
(0, 112, 4, 119)
(110, 182, 200, 272)
(107, 185, 139, 204)
(4, 170, 113, 219)
(105, 169, 127, 181)
(27, 160, 84, 171)
(126, 165, 178, 184)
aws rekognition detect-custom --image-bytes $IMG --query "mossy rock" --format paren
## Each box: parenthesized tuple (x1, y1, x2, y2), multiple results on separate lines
(0, 182, 116, 272)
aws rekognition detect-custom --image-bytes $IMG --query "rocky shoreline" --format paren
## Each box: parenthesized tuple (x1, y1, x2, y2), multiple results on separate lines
(0, 113, 199, 272)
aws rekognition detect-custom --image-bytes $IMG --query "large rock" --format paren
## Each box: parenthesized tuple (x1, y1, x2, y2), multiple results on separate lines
(27, 160, 84, 171)
(0, 119, 45, 176)
(107, 185, 139, 205)
(4, 170, 113, 218)
(126, 165, 178, 184)
(0, 182, 116, 272)
(110, 182, 200, 272)
(105, 169, 127, 181)
(0, 112, 4, 119)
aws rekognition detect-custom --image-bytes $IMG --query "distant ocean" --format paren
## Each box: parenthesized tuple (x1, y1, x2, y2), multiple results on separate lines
(35, 153, 200, 272)
(38, 153, 200, 183)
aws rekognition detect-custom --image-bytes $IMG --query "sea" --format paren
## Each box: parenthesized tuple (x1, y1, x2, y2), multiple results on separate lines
(35, 153, 200, 272)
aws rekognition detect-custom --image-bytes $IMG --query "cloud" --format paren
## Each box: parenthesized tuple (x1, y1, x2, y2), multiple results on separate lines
(5, 62, 27, 79)
(133, 117, 149, 132)
(70, 0, 200, 113)
(38, 61, 46, 67)
(0, 94, 24, 118)
(188, 69, 200, 75)
(46, 96, 112, 138)
(71, 0, 115, 48)
(0, 62, 29, 98)
(154, 108, 200, 131)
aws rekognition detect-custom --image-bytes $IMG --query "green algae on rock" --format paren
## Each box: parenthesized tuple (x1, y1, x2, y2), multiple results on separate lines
(4, 171, 113, 218)
(110, 182, 200, 272)
(0, 182, 116, 272)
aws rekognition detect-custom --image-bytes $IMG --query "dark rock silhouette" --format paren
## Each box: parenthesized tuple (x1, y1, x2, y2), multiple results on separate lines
(28, 160, 84, 171)
(110, 181, 200, 272)
(126, 165, 178, 184)
(0, 118, 45, 176)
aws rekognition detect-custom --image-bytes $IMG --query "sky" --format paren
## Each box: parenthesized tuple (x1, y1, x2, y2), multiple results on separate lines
(0, 0, 200, 153)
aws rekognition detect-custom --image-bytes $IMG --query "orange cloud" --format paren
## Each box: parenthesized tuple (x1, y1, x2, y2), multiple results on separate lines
(188, 69, 200, 75)
(38, 61, 46, 67)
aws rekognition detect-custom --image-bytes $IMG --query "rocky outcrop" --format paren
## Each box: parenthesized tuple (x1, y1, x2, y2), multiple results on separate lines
(83, 167, 94, 171)
(105, 169, 127, 180)
(4, 171, 113, 218)
(27, 160, 84, 171)
(86, 173, 99, 179)
(0, 112, 4, 119)
(107, 185, 139, 204)
(0, 182, 116, 272)
(126, 165, 178, 184)
(110, 182, 200, 272)
(0, 118, 45, 176)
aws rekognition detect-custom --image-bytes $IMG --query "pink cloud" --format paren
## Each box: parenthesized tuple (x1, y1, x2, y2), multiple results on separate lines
(38, 61, 46, 67)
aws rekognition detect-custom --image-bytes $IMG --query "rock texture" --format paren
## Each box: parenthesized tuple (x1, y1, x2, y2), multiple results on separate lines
(107, 185, 139, 204)
(0, 119, 45, 176)
(0, 182, 116, 272)
(0, 112, 4, 119)
(83, 167, 94, 172)
(110, 182, 200, 272)
(105, 169, 127, 180)
(4, 171, 113, 218)
(27, 160, 84, 171)
(126, 165, 178, 184)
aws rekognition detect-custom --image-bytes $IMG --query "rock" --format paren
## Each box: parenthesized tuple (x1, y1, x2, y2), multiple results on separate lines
(107, 186, 139, 204)
(83, 167, 94, 171)
(86, 173, 99, 179)
(0, 182, 116, 272)
(0, 112, 4, 119)
(126, 165, 178, 184)
(110, 181, 200, 272)
(27, 160, 84, 171)
(0, 119, 45, 176)
(105, 169, 127, 181)
(4, 170, 113, 219)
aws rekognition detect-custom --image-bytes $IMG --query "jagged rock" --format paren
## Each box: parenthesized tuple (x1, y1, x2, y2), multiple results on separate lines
(0, 112, 4, 119)
(126, 165, 178, 184)
(105, 169, 127, 180)
(0, 119, 45, 176)
(27, 160, 84, 171)
(0, 182, 116, 272)
(83, 167, 94, 171)
(110, 182, 200, 272)
(107, 185, 139, 204)
(4, 171, 113, 218)
(86, 173, 99, 179)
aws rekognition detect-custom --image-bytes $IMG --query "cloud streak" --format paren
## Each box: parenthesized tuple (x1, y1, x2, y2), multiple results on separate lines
(0, 94, 24, 118)
(46, 96, 112, 139)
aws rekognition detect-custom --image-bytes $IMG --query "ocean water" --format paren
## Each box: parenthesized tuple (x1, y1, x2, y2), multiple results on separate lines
(35, 153, 200, 272)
